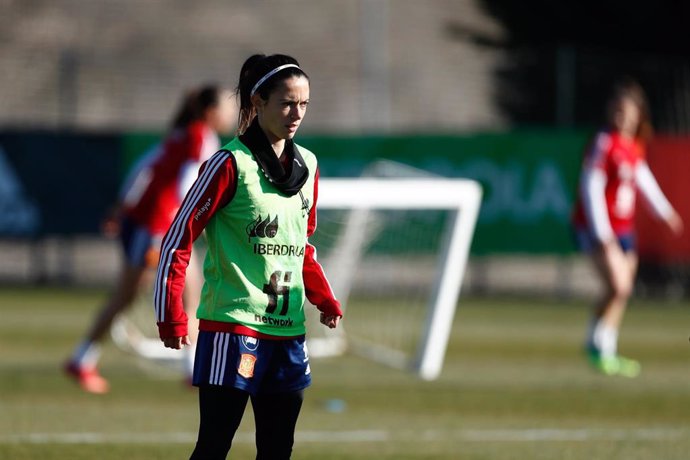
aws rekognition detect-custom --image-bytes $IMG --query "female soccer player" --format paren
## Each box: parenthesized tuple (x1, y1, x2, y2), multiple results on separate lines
(573, 78, 683, 377)
(154, 54, 342, 460)
(64, 85, 236, 393)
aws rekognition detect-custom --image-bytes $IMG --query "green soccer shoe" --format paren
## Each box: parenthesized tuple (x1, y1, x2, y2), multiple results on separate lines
(586, 348, 640, 378)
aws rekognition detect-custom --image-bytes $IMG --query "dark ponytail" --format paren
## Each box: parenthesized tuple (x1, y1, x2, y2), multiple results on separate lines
(235, 53, 309, 134)
(171, 84, 223, 130)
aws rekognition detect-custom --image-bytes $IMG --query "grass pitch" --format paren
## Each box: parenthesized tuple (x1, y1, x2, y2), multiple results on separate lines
(1, 287, 689, 459)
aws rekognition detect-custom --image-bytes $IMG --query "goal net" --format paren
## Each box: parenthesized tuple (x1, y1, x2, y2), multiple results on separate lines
(306, 177, 482, 380)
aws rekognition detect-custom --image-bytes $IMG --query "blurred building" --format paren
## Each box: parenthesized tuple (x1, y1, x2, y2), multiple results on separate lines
(0, 0, 508, 133)
(3, 1, 690, 133)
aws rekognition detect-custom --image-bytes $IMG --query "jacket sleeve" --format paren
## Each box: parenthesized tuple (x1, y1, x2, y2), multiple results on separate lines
(635, 161, 674, 220)
(580, 132, 614, 242)
(154, 151, 237, 339)
(177, 124, 220, 201)
(302, 168, 343, 317)
(581, 167, 613, 242)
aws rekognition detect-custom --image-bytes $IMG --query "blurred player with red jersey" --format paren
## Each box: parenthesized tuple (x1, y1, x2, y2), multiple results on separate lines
(125, 137, 210, 236)
(64, 85, 236, 393)
(573, 78, 682, 377)
(573, 129, 648, 240)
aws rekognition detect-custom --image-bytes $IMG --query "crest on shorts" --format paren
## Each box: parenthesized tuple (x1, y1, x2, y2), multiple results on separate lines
(238, 353, 257, 378)
(241, 336, 260, 352)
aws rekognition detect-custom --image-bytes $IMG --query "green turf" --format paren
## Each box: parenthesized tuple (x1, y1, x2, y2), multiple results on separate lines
(1, 287, 690, 459)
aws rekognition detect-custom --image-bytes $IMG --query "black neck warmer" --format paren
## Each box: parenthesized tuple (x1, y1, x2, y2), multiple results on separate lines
(239, 119, 310, 196)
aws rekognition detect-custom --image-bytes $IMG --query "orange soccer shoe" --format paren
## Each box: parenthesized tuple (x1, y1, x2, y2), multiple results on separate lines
(64, 361, 110, 394)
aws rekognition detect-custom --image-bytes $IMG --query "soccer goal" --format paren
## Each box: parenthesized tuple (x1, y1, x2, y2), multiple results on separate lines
(306, 177, 482, 380)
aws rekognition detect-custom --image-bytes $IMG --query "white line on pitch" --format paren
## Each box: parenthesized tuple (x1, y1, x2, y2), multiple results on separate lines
(1, 428, 687, 445)
(0, 430, 388, 445)
(445, 428, 689, 442)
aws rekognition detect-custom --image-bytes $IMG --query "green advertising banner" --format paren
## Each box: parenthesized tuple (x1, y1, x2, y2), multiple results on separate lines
(299, 130, 589, 255)
(122, 129, 591, 255)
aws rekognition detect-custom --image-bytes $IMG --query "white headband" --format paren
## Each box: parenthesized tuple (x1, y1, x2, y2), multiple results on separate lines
(250, 64, 301, 97)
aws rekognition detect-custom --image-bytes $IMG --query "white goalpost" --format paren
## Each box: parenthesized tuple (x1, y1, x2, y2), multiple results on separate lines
(309, 178, 482, 380)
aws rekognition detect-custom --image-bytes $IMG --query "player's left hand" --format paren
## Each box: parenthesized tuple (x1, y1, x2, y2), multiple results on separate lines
(320, 313, 341, 329)
(666, 210, 684, 236)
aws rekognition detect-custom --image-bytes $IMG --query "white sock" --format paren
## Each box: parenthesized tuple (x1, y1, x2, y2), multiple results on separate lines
(71, 341, 101, 368)
(588, 320, 618, 358)
(184, 343, 196, 378)
(604, 327, 619, 357)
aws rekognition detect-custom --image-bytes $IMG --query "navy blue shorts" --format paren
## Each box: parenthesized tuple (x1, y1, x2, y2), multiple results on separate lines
(192, 331, 311, 395)
(119, 217, 158, 267)
(575, 228, 636, 253)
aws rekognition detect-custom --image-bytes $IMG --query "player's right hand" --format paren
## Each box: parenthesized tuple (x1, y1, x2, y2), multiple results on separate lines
(320, 313, 341, 329)
(162, 335, 191, 349)
(100, 204, 123, 238)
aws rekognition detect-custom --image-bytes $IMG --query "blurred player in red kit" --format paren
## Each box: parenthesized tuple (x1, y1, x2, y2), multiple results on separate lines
(573, 78, 683, 377)
(64, 85, 236, 393)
